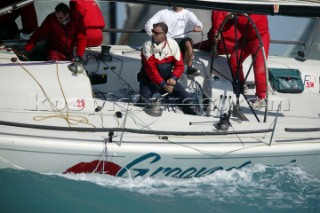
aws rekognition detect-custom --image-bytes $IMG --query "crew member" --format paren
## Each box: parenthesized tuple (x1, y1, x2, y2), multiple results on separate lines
(25, 3, 87, 61)
(139, 22, 198, 115)
(230, 14, 270, 109)
(144, 7, 203, 76)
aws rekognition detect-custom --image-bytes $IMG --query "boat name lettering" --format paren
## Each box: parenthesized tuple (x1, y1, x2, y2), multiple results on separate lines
(117, 152, 251, 178)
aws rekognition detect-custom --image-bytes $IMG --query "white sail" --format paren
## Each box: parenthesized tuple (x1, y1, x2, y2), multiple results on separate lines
(99, 0, 320, 17)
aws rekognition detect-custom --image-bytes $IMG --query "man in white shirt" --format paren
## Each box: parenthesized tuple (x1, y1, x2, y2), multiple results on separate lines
(145, 7, 203, 76)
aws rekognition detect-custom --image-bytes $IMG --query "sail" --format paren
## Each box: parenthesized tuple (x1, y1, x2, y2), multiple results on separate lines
(0, 0, 35, 16)
(100, 0, 320, 17)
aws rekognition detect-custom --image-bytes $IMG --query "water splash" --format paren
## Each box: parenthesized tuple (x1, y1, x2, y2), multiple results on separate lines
(2, 163, 318, 213)
(55, 163, 320, 210)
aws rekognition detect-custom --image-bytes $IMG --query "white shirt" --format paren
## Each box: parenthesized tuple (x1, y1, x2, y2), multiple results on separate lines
(144, 8, 203, 38)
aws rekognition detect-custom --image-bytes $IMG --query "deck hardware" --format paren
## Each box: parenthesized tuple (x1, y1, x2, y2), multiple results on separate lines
(115, 111, 123, 118)
(160, 136, 168, 140)
(143, 98, 163, 117)
(108, 131, 114, 143)
(98, 45, 112, 62)
(68, 61, 85, 74)
(215, 112, 231, 131)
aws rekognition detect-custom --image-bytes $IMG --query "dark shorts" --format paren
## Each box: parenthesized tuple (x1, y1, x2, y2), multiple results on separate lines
(174, 37, 194, 56)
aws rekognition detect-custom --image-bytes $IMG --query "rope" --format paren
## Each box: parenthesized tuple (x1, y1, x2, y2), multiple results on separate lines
(16, 60, 97, 128)
(93, 133, 111, 174)
(171, 30, 194, 39)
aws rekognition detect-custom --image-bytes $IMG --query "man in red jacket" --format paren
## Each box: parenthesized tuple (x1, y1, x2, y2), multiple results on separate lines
(25, 3, 87, 61)
(229, 14, 270, 109)
(69, 0, 105, 47)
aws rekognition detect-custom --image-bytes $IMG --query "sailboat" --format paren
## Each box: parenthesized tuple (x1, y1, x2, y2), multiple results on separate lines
(0, 0, 319, 179)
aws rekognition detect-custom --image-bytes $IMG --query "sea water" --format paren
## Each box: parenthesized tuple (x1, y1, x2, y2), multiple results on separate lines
(1, 163, 319, 213)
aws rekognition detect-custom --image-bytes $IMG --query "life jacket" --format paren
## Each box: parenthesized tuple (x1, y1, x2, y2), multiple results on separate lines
(70, 0, 105, 47)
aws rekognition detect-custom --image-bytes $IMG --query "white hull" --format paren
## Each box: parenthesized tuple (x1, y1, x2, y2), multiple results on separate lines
(1, 124, 319, 178)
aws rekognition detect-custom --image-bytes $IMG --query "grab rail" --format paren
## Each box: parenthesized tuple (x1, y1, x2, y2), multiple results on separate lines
(270, 39, 305, 46)
(0, 120, 273, 136)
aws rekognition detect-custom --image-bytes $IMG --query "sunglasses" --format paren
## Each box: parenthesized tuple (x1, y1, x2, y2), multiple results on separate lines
(152, 29, 165, 35)
(56, 15, 66, 20)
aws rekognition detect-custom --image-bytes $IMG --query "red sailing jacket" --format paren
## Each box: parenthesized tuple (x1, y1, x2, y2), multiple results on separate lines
(141, 38, 184, 86)
(25, 12, 87, 58)
(70, 0, 105, 47)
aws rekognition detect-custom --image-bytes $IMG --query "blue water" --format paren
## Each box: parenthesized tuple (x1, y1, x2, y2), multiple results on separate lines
(1, 163, 319, 213)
